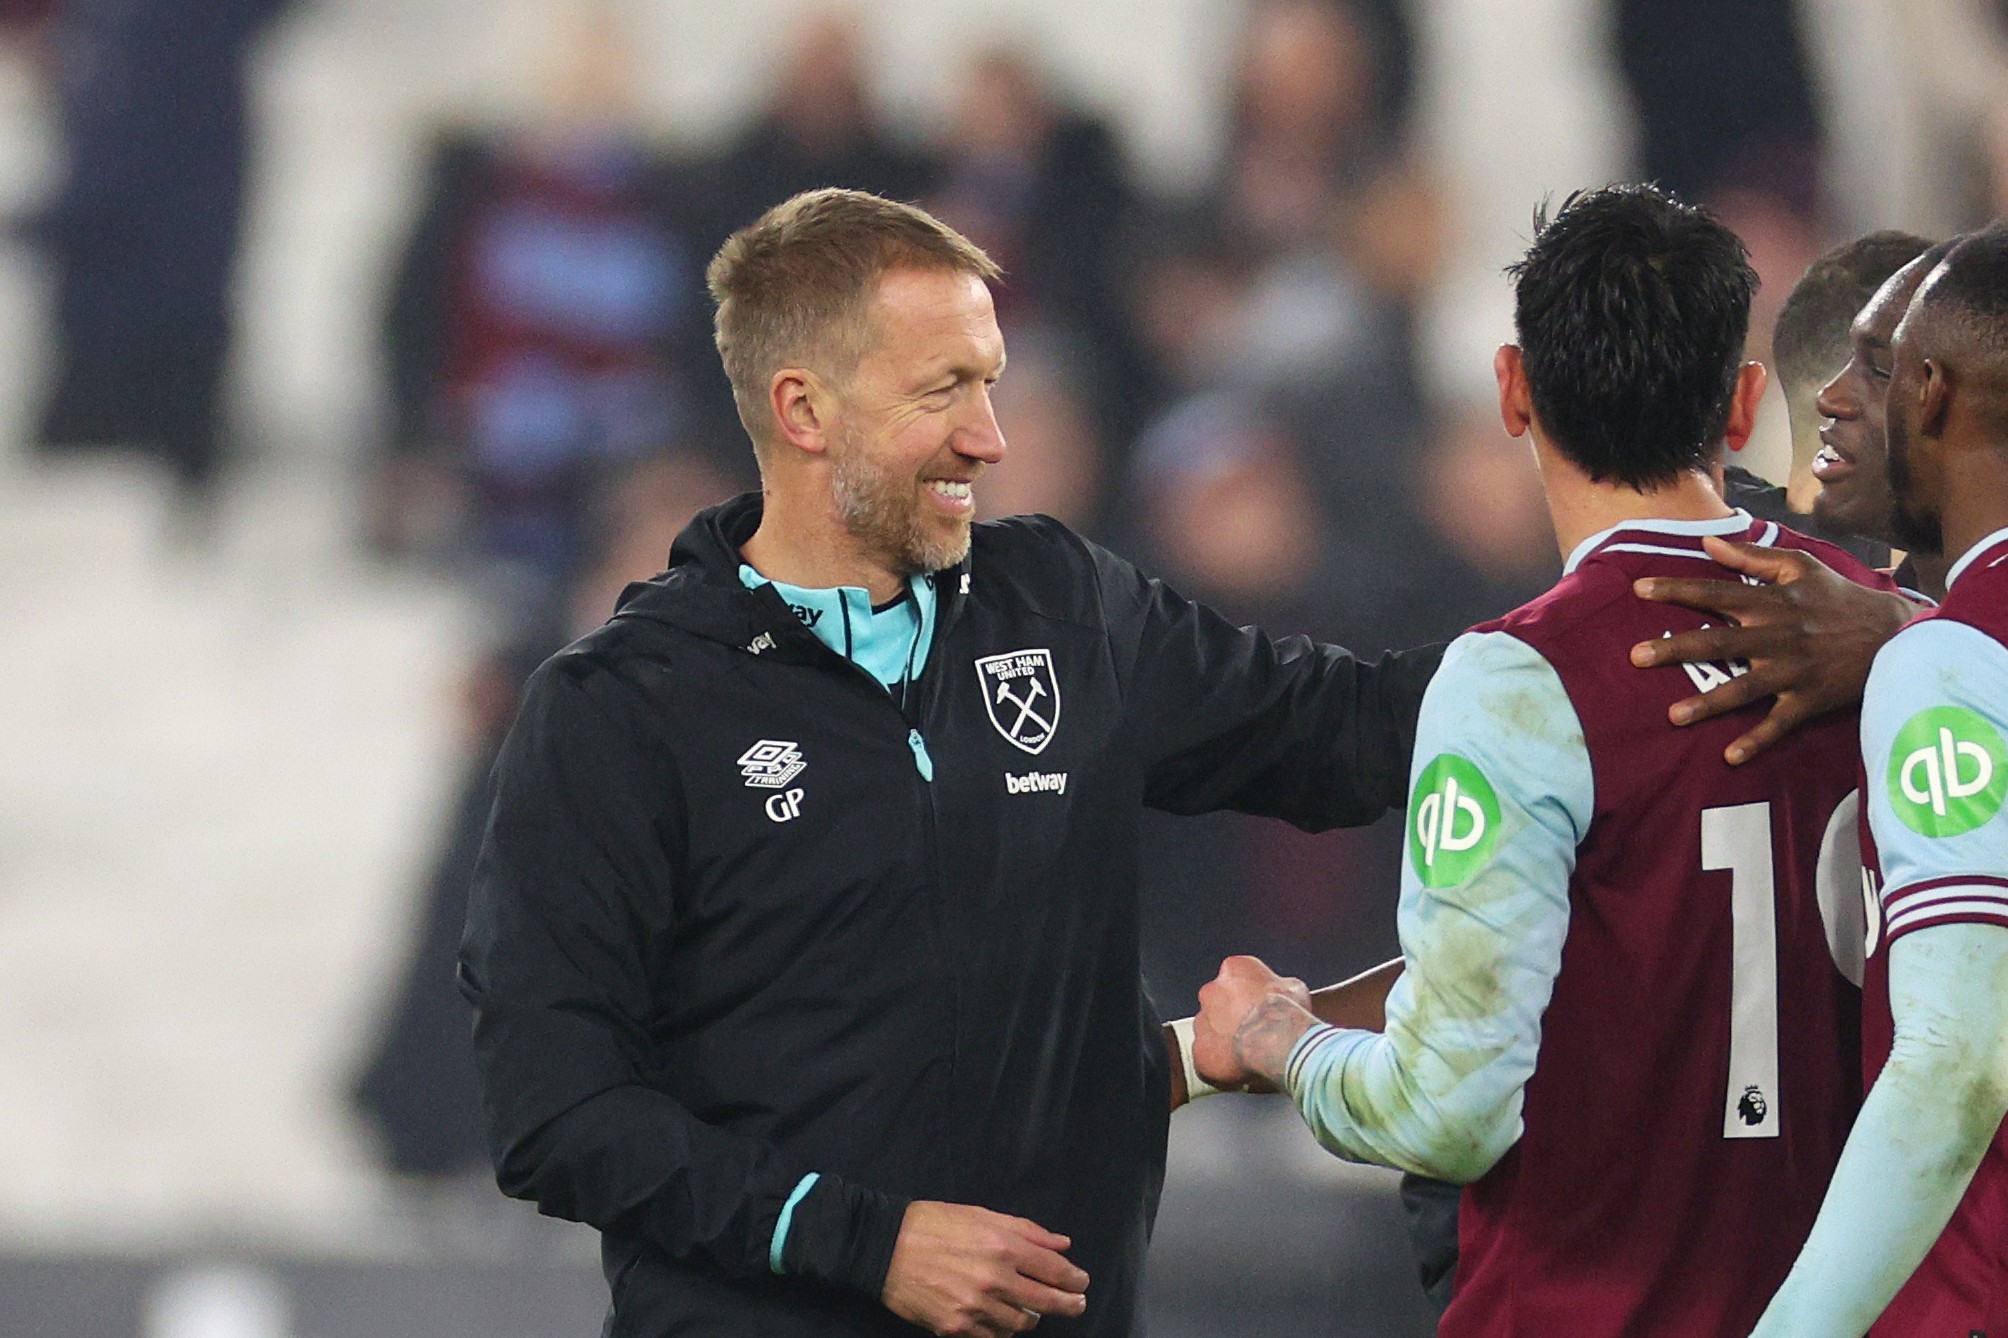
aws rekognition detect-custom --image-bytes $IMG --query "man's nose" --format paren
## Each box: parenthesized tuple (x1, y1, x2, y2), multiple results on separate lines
(1816, 368, 1856, 420)
(955, 385, 1007, 463)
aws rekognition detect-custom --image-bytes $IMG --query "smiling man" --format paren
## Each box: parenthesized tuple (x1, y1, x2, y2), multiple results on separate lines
(456, 188, 1457, 1338)
(1809, 239, 1958, 600)
(1757, 231, 1931, 561)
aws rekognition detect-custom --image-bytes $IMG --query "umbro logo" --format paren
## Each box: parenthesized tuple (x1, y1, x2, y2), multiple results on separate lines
(738, 739, 806, 789)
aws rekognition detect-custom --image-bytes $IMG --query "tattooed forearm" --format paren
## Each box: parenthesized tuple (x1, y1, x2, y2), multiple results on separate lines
(1233, 992, 1318, 1087)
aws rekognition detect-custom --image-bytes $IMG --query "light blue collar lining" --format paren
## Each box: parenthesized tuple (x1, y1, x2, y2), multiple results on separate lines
(1944, 525, 2008, 591)
(739, 564, 937, 692)
(1562, 509, 1755, 576)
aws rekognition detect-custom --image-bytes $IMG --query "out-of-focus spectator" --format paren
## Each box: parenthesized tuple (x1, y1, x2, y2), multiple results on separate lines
(1113, 0, 1536, 1006)
(1131, 393, 1322, 630)
(1216, 0, 1413, 253)
(30, 0, 293, 509)
(1198, 0, 1442, 522)
(371, 0, 722, 629)
(1615, 0, 1822, 210)
(351, 2, 753, 1194)
(925, 44, 1146, 453)
(700, 8, 931, 240)
(978, 327, 1104, 528)
(1800, 0, 2008, 238)
(1613, 0, 1828, 373)
(1415, 417, 1559, 598)
(0, 0, 53, 31)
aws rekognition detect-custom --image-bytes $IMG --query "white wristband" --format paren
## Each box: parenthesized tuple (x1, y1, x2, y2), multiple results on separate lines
(1170, 1016, 1221, 1101)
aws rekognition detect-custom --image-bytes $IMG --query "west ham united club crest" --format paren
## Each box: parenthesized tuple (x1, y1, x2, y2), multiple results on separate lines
(975, 649, 1061, 754)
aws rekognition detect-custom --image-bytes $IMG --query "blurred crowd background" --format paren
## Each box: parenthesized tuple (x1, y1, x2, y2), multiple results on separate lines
(8, 0, 2008, 1333)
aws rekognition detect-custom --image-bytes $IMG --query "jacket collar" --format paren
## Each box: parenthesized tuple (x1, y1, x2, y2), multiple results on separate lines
(618, 491, 972, 662)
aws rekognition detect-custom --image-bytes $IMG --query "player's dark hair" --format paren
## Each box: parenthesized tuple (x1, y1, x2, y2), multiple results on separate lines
(1508, 184, 1758, 489)
(1773, 230, 1934, 391)
(1914, 225, 2008, 358)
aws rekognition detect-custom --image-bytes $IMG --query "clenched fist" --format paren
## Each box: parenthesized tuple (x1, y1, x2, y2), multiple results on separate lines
(1194, 955, 1317, 1091)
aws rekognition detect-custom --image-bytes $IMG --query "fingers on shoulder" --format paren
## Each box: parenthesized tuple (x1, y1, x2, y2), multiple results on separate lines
(1634, 575, 1761, 614)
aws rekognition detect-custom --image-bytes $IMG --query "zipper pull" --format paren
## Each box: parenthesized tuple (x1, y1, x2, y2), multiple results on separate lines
(907, 728, 935, 782)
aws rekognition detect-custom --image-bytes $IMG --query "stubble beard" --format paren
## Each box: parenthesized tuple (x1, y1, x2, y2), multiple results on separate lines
(1885, 431, 1945, 556)
(831, 433, 973, 576)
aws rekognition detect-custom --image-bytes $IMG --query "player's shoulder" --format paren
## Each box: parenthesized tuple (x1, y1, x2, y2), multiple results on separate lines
(1769, 521, 1901, 593)
(1875, 610, 2008, 686)
(1474, 560, 1637, 656)
(1437, 625, 1559, 679)
(1865, 613, 2008, 754)
(1426, 628, 1579, 736)
(1417, 629, 1592, 815)
(1934, 540, 2008, 637)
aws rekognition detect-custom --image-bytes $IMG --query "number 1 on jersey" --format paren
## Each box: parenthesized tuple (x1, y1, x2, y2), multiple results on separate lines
(1702, 802, 1781, 1139)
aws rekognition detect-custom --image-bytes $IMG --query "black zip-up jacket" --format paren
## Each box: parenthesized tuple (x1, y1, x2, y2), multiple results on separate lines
(460, 494, 1441, 1336)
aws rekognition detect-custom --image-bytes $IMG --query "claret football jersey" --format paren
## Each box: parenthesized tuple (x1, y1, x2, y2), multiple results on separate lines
(1859, 525, 2008, 1335)
(1292, 512, 1894, 1338)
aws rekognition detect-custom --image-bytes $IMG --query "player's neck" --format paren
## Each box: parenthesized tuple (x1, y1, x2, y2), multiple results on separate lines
(742, 478, 906, 604)
(1934, 449, 2008, 583)
(1539, 453, 1736, 566)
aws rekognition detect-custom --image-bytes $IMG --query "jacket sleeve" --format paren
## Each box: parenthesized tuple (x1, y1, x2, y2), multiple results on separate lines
(1085, 536, 1442, 828)
(458, 652, 907, 1297)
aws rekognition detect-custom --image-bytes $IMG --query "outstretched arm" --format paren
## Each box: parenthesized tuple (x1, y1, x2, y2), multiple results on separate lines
(1078, 531, 1441, 830)
(1748, 923, 2008, 1337)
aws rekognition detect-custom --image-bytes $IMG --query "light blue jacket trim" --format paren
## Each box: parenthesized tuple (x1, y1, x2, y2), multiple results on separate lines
(769, 1171, 821, 1275)
(738, 565, 938, 691)
(1291, 630, 1592, 1183)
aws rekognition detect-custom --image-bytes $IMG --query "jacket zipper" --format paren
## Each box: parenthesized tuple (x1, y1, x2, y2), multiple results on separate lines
(760, 572, 968, 1185)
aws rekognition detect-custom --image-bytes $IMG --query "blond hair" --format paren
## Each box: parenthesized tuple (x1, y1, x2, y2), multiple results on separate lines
(706, 188, 1001, 443)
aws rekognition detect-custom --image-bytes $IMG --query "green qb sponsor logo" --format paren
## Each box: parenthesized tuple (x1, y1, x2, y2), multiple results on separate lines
(1409, 754, 1502, 887)
(1888, 707, 2008, 837)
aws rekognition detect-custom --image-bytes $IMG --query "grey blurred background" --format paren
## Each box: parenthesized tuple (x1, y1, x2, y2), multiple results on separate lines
(3, 0, 2007, 1333)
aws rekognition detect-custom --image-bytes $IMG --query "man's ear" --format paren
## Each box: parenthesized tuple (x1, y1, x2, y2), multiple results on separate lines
(1495, 345, 1533, 438)
(769, 368, 834, 457)
(1919, 359, 1954, 439)
(1723, 360, 1768, 452)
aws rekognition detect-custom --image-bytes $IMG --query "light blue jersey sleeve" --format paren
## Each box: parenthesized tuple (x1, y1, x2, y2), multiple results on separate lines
(1749, 619, 2008, 1338)
(1862, 619, 2008, 931)
(1286, 630, 1592, 1183)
